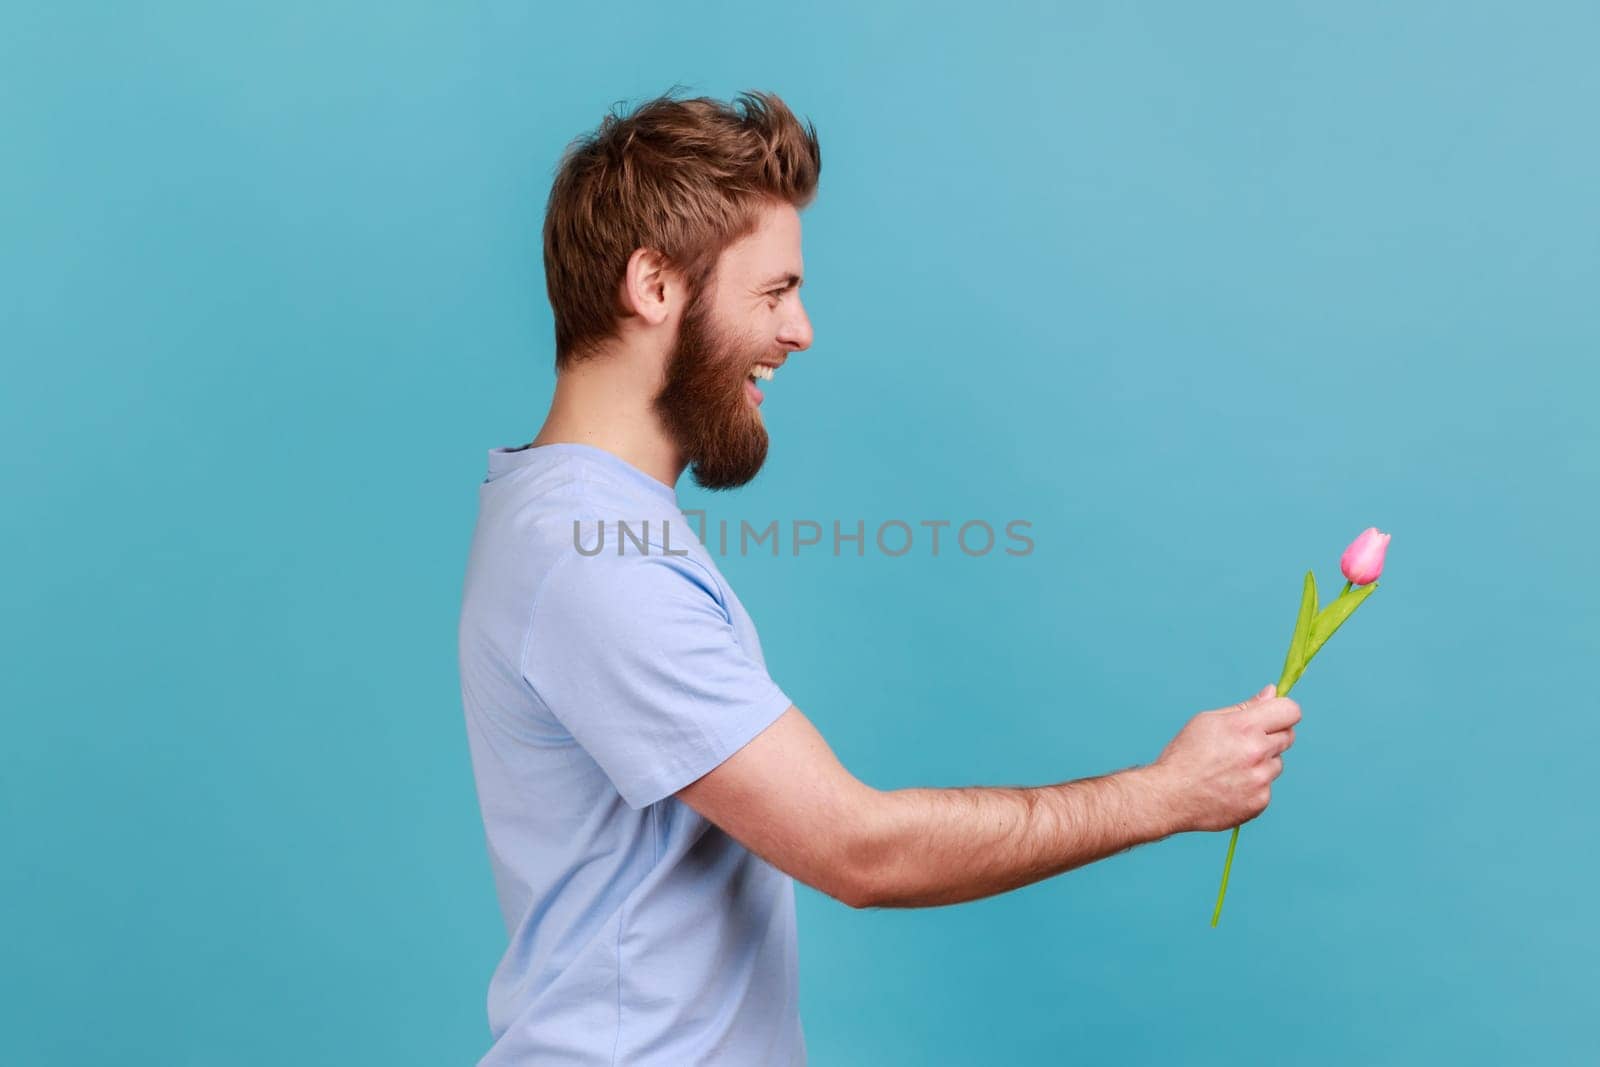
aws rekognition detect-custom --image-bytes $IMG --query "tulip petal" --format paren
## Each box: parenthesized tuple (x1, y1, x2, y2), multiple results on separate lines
(1341, 528, 1391, 585)
(1305, 580, 1378, 662)
(1279, 570, 1318, 696)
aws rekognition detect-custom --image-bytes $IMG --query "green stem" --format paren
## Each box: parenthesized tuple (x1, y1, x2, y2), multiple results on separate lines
(1211, 577, 1371, 926)
(1210, 826, 1240, 927)
(1211, 646, 1317, 927)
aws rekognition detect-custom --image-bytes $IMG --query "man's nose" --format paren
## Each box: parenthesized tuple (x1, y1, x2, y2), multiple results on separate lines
(778, 298, 813, 352)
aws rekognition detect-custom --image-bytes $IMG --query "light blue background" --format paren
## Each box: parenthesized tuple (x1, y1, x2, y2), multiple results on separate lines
(4, 3, 1595, 1064)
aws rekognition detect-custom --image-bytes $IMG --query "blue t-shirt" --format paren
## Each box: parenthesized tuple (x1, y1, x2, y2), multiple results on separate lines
(458, 442, 805, 1065)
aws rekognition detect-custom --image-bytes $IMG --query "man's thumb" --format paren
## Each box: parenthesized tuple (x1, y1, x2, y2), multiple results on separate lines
(1227, 683, 1276, 714)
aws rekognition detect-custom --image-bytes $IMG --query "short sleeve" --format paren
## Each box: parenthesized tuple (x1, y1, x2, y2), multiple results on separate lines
(521, 548, 793, 810)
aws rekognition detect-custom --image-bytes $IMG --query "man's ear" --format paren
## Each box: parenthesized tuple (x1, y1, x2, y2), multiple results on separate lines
(619, 247, 682, 326)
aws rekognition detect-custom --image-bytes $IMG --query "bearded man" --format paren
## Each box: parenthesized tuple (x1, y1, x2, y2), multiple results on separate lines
(458, 89, 1301, 1065)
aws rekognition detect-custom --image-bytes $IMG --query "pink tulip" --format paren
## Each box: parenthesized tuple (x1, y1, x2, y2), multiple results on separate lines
(1340, 527, 1391, 585)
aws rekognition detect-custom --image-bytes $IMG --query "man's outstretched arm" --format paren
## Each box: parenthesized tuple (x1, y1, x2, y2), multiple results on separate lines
(849, 767, 1174, 908)
(676, 694, 1297, 910)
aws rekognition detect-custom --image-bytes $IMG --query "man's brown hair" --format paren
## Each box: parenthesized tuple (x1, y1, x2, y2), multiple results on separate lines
(542, 88, 821, 370)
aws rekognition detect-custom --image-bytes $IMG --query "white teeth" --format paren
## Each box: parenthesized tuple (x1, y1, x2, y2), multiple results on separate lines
(750, 365, 776, 381)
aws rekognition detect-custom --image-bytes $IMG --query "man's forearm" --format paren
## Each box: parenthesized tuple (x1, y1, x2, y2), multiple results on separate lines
(847, 766, 1179, 909)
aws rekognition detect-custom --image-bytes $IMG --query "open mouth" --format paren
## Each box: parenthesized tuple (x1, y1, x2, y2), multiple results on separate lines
(745, 362, 780, 407)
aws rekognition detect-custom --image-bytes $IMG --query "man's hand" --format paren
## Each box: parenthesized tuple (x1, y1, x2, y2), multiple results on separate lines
(1147, 684, 1302, 833)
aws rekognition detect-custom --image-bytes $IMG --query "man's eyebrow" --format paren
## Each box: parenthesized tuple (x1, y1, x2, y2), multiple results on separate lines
(758, 272, 804, 290)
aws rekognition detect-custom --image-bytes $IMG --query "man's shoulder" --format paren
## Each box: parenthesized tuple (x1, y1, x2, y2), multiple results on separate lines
(480, 457, 688, 552)
(539, 528, 720, 607)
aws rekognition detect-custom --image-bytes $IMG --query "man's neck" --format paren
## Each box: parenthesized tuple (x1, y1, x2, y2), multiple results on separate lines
(529, 363, 685, 491)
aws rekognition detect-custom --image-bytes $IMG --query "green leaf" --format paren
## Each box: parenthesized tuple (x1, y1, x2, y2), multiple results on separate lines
(1277, 570, 1318, 696)
(1304, 580, 1379, 663)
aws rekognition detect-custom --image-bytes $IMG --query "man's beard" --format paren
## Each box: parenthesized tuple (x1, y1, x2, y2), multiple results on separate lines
(653, 294, 771, 491)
